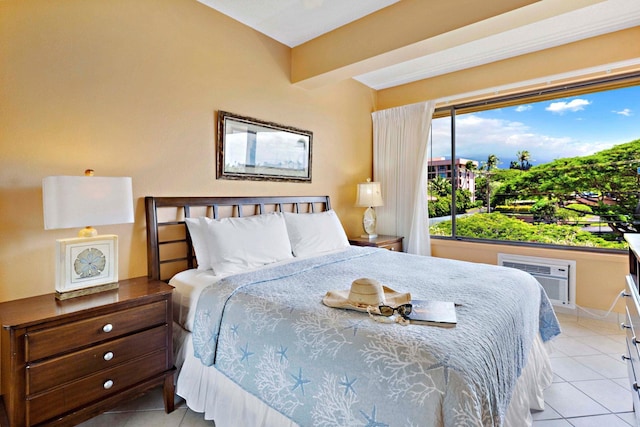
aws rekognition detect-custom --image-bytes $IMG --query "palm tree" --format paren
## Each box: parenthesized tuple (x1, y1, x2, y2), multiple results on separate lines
(464, 160, 478, 202)
(486, 154, 499, 171)
(429, 175, 450, 197)
(517, 150, 531, 171)
(464, 160, 476, 189)
(483, 154, 499, 212)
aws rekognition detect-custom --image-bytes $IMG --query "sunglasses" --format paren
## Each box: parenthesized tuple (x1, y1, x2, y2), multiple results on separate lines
(378, 303, 412, 319)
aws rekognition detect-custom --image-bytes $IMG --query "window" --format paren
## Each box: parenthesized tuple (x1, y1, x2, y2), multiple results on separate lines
(428, 75, 640, 251)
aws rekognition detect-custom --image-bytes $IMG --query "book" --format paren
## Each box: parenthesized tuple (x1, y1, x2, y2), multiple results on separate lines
(408, 300, 457, 327)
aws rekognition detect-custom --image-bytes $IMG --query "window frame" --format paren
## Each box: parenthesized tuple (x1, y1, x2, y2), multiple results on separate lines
(431, 71, 640, 254)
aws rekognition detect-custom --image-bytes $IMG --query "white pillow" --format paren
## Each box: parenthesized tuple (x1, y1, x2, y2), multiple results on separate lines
(283, 210, 349, 257)
(184, 217, 212, 271)
(204, 212, 293, 275)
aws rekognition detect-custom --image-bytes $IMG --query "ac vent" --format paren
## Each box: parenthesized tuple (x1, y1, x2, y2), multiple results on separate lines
(502, 261, 552, 276)
(498, 254, 575, 308)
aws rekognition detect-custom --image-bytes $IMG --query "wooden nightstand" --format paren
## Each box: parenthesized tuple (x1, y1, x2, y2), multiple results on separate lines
(0, 277, 175, 427)
(349, 235, 404, 251)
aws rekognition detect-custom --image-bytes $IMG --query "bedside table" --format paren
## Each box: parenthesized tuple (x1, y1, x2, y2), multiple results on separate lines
(0, 277, 175, 427)
(349, 235, 404, 251)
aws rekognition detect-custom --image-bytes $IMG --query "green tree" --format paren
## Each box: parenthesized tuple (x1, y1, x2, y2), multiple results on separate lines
(429, 175, 450, 197)
(485, 154, 500, 170)
(464, 160, 477, 190)
(516, 150, 532, 171)
(496, 139, 640, 235)
(481, 154, 500, 212)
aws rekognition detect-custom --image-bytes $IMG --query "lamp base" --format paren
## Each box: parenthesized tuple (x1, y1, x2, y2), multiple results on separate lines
(55, 281, 119, 300)
(361, 207, 378, 239)
(55, 235, 119, 298)
(360, 233, 378, 239)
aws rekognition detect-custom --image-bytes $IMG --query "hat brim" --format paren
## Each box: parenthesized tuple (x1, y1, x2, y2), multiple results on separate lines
(323, 286, 411, 313)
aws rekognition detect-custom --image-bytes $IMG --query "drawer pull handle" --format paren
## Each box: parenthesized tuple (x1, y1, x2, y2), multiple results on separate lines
(621, 323, 631, 330)
(634, 337, 639, 346)
(103, 379, 114, 390)
(103, 351, 114, 361)
(390, 247, 395, 251)
(623, 355, 631, 361)
(622, 291, 631, 298)
(102, 323, 113, 333)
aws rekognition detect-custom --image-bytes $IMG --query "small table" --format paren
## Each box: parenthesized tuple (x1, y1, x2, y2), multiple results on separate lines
(348, 235, 403, 251)
(0, 277, 175, 426)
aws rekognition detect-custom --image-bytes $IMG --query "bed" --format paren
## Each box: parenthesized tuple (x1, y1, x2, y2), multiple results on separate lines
(144, 195, 560, 427)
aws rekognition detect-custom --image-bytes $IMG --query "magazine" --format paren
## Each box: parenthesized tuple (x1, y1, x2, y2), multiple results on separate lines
(408, 300, 457, 327)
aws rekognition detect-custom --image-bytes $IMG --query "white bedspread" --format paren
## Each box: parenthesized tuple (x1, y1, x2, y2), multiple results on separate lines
(175, 326, 552, 427)
(172, 249, 555, 426)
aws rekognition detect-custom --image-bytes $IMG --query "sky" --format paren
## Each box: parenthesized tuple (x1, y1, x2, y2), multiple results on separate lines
(430, 85, 640, 168)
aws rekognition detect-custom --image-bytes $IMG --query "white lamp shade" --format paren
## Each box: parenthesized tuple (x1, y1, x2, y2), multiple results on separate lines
(43, 175, 134, 230)
(355, 181, 384, 207)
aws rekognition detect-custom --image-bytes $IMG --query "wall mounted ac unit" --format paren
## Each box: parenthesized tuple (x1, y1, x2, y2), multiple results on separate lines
(498, 253, 576, 308)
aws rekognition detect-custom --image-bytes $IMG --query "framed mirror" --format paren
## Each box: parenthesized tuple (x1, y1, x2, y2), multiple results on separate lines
(217, 111, 313, 182)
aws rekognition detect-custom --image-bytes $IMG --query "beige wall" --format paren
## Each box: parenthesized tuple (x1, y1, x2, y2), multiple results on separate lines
(432, 239, 628, 314)
(0, 0, 375, 301)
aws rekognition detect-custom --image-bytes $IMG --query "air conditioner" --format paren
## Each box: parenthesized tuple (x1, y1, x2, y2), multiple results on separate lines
(498, 254, 575, 307)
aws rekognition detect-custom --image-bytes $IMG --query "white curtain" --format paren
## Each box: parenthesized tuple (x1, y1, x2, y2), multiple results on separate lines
(372, 101, 435, 255)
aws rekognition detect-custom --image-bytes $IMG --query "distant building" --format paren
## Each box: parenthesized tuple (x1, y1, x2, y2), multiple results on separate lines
(428, 157, 479, 197)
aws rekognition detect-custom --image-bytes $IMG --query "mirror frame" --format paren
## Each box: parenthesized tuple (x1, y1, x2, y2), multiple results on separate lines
(216, 111, 313, 183)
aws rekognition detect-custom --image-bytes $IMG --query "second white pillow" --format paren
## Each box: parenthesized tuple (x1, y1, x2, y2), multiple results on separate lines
(284, 210, 349, 257)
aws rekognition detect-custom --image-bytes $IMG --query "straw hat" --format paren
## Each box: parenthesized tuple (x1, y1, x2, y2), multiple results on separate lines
(323, 278, 411, 312)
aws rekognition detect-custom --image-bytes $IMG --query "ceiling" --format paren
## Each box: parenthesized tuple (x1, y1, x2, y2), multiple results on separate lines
(198, 0, 640, 92)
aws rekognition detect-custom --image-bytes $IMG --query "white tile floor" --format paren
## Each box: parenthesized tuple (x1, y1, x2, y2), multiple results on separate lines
(78, 313, 638, 427)
(532, 313, 637, 427)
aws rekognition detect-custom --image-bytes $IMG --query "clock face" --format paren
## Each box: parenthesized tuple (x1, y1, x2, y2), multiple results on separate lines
(74, 247, 107, 279)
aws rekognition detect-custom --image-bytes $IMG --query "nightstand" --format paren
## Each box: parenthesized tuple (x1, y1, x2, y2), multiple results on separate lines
(0, 277, 175, 427)
(349, 235, 404, 251)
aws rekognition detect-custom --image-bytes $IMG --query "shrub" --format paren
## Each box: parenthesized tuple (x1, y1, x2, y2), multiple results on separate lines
(429, 212, 627, 249)
(530, 199, 557, 223)
(495, 205, 531, 214)
(564, 204, 593, 215)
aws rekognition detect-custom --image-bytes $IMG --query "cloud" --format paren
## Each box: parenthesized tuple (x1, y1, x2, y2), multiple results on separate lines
(430, 114, 615, 167)
(515, 105, 532, 112)
(613, 108, 632, 116)
(545, 99, 591, 114)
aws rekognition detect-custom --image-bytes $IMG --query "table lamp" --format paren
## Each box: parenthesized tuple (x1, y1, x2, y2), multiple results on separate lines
(355, 178, 384, 239)
(42, 169, 134, 299)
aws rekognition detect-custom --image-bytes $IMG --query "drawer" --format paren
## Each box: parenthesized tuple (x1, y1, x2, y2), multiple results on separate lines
(624, 313, 640, 422)
(380, 241, 402, 251)
(27, 325, 168, 395)
(25, 300, 167, 361)
(624, 275, 640, 415)
(27, 349, 168, 426)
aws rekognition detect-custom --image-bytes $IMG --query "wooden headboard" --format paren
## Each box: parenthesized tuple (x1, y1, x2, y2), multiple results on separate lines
(144, 195, 332, 282)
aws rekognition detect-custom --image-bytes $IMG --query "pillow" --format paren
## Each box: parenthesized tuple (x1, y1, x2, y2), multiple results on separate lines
(283, 210, 349, 257)
(204, 212, 293, 275)
(184, 217, 212, 271)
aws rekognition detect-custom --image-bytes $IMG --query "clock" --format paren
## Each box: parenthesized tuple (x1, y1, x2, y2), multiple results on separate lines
(55, 235, 119, 299)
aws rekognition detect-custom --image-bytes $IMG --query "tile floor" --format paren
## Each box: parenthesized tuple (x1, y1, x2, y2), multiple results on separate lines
(532, 313, 636, 426)
(77, 313, 638, 427)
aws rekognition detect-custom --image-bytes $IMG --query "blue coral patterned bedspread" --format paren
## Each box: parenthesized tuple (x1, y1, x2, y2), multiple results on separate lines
(192, 247, 560, 427)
